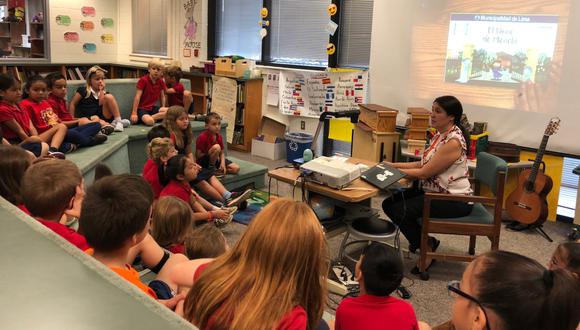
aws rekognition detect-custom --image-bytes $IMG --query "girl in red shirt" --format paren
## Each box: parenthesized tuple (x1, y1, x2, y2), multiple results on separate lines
(0, 74, 64, 158)
(150, 196, 193, 255)
(175, 199, 329, 330)
(160, 154, 233, 227)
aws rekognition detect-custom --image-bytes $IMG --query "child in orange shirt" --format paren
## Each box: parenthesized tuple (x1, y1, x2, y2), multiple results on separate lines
(79, 174, 185, 308)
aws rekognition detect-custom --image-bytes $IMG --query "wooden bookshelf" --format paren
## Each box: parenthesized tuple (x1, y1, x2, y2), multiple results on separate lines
(183, 70, 212, 115)
(229, 78, 263, 152)
(29, 22, 44, 58)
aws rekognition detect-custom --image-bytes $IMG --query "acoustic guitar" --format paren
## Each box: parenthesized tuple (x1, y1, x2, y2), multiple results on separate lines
(506, 118, 560, 225)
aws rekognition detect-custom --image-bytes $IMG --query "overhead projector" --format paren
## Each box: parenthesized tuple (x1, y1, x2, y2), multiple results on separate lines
(300, 156, 364, 189)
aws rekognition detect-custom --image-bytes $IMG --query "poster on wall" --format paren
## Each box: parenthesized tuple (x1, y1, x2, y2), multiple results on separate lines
(279, 71, 368, 117)
(181, 0, 202, 62)
(211, 76, 237, 144)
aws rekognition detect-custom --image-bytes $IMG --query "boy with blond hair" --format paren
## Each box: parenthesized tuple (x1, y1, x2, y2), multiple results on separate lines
(21, 159, 88, 250)
(131, 58, 169, 126)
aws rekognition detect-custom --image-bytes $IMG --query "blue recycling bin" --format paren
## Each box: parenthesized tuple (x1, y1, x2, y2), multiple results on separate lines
(285, 132, 313, 163)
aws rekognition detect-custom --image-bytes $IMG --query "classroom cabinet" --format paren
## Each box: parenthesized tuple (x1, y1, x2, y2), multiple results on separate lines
(352, 123, 400, 163)
(230, 78, 263, 152)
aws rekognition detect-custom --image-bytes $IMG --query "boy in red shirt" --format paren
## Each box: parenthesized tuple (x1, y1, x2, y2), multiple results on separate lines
(164, 65, 193, 113)
(20, 159, 90, 251)
(196, 112, 240, 176)
(79, 174, 185, 308)
(131, 58, 169, 126)
(335, 242, 421, 330)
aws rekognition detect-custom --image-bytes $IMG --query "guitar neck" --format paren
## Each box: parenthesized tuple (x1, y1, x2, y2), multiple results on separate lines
(528, 134, 550, 185)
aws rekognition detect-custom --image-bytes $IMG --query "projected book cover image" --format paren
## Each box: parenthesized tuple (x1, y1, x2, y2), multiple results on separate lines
(444, 14, 558, 86)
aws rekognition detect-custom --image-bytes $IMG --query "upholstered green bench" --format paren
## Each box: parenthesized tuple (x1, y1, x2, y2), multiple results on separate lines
(63, 79, 266, 190)
(0, 198, 195, 329)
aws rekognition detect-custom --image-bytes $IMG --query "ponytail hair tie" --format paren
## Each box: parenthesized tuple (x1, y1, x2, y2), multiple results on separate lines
(543, 269, 554, 289)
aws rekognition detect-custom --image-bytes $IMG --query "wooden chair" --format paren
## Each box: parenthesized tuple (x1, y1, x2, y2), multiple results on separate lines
(418, 152, 507, 280)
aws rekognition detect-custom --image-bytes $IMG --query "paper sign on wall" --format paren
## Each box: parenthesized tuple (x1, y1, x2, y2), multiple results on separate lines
(279, 71, 368, 118)
(211, 76, 238, 144)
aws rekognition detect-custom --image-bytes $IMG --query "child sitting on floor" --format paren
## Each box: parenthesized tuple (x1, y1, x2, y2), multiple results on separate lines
(46, 72, 113, 137)
(79, 174, 185, 308)
(131, 58, 169, 126)
(0, 74, 65, 158)
(20, 159, 89, 251)
(160, 154, 233, 227)
(164, 106, 250, 207)
(548, 242, 580, 280)
(22, 75, 107, 150)
(151, 196, 193, 255)
(69, 65, 129, 132)
(164, 64, 193, 113)
(335, 242, 420, 330)
(185, 224, 228, 259)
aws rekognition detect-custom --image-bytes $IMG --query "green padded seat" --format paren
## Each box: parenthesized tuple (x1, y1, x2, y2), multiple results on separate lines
(418, 203, 493, 225)
(65, 133, 129, 184)
(221, 157, 267, 190)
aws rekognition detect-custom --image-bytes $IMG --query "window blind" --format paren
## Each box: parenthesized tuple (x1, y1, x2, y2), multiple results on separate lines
(132, 0, 168, 56)
(215, 0, 262, 60)
(338, 0, 373, 68)
(270, 0, 330, 67)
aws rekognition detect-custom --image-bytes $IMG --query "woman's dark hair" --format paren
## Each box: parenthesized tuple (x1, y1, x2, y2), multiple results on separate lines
(45, 72, 66, 89)
(0, 74, 18, 95)
(0, 144, 32, 205)
(472, 250, 580, 330)
(360, 242, 404, 296)
(162, 154, 188, 186)
(434, 95, 470, 149)
(22, 75, 47, 99)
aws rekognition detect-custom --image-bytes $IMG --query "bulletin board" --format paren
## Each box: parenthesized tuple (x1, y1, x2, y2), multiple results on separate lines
(278, 71, 368, 118)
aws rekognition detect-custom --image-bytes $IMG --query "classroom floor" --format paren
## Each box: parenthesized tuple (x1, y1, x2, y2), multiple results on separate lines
(225, 150, 574, 326)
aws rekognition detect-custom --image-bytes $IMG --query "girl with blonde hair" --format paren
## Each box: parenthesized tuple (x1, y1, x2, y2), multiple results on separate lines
(69, 65, 130, 132)
(172, 198, 329, 330)
(150, 196, 193, 254)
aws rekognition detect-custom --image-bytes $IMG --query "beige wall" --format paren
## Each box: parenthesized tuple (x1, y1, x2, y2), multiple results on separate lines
(49, 0, 118, 63)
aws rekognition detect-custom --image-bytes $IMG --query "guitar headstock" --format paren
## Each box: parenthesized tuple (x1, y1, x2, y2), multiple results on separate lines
(544, 117, 560, 136)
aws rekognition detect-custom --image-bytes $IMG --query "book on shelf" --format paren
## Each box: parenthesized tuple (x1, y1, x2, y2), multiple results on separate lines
(75, 67, 84, 80)
(235, 104, 244, 125)
(67, 68, 77, 80)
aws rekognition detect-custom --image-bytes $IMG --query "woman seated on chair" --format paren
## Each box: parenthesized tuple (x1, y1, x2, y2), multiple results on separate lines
(382, 95, 473, 273)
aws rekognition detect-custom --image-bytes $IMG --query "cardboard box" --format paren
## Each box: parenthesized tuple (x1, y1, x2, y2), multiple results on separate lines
(215, 57, 235, 77)
(358, 104, 398, 132)
(251, 116, 287, 160)
(215, 57, 255, 78)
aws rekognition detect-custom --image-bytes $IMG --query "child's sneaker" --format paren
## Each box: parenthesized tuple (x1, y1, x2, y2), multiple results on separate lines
(88, 133, 108, 146)
(60, 142, 77, 154)
(101, 125, 115, 135)
(113, 120, 124, 132)
(221, 206, 237, 215)
(214, 212, 233, 228)
(48, 150, 66, 159)
(120, 119, 131, 128)
(226, 189, 253, 207)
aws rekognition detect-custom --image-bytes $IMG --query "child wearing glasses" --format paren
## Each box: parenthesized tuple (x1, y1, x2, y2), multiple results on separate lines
(335, 242, 424, 330)
(448, 250, 580, 330)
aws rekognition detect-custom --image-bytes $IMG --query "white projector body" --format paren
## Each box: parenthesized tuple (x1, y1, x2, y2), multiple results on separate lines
(300, 157, 361, 189)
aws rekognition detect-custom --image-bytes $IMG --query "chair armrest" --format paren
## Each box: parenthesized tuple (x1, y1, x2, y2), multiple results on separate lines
(424, 192, 495, 204)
